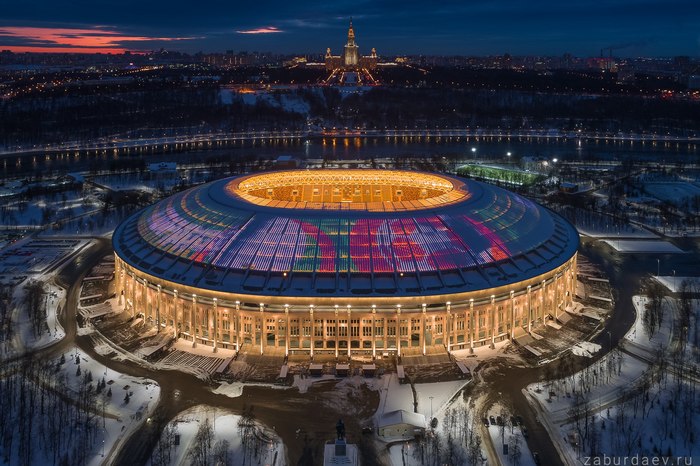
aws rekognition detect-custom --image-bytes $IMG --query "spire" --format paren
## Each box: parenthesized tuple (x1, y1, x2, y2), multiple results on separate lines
(347, 18, 355, 46)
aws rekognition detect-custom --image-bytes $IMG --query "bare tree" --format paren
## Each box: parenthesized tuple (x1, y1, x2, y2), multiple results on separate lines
(188, 418, 214, 466)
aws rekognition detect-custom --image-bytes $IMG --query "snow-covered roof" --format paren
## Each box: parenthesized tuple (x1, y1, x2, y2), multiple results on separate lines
(113, 169, 578, 298)
(378, 410, 426, 428)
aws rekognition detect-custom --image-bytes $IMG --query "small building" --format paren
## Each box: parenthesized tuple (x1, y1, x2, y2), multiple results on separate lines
(378, 410, 426, 440)
(309, 363, 324, 377)
(361, 364, 376, 377)
(335, 363, 350, 377)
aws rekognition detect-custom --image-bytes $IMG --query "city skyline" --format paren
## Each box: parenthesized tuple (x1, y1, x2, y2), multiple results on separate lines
(0, 0, 698, 57)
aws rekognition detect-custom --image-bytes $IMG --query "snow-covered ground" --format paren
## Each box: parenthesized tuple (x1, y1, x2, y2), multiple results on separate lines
(70, 347, 160, 466)
(0, 345, 160, 466)
(643, 181, 700, 207)
(91, 173, 183, 194)
(526, 291, 699, 465)
(2, 281, 67, 358)
(148, 405, 283, 466)
(653, 275, 700, 293)
(486, 403, 536, 466)
(1, 238, 93, 359)
(0, 190, 100, 228)
(602, 239, 685, 253)
(237, 90, 311, 115)
(570, 341, 601, 358)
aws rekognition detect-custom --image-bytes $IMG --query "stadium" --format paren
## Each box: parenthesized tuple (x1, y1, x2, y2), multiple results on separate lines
(112, 169, 579, 357)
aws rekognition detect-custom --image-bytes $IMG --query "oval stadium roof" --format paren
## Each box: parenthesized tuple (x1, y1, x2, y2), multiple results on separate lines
(113, 170, 579, 297)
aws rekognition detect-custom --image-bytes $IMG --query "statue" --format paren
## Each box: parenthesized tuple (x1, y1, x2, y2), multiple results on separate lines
(336, 419, 345, 439)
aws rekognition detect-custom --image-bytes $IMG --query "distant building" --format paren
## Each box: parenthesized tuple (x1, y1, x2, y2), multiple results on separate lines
(325, 20, 377, 71)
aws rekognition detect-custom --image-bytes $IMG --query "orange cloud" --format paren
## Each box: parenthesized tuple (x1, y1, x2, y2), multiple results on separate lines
(236, 26, 283, 34)
(0, 26, 195, 53)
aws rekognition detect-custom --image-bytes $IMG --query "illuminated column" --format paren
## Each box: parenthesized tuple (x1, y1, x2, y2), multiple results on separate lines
(142, 279, 148, 320)
(115, 260, 121, 298)
(421, 303, 427, 356)
(119, 269, 125, 306)
(469, 299, 475, 351)
(572, 255, 578, 305)
(259, 303, 265, 355)
(396, 305, 401, 357)
(156, 284, 161, 333)
(334, 306, 339, 358)
(284, 305, 290, 357)
(569, 270, 575, 307)
(130, 275, 136, 318)
(510, 290, 515, 339)
(227, 304, 233, 348)
(541, 280, 546, 322)
(236, 301, 242, 352)
(445, 302, 451, 353)
(383, 308, 388, 351)
(371, 306, 377, 358)
(191, 294, 197, 348)
(527, 285, 532, 333)
(554, 273, 559, 320)
(212, 298, 218, 353)
(309, 305, 315, 358)
(490, 295, 496, 347)
(173, 290, 179, 339)
(346, 305, 351, 357)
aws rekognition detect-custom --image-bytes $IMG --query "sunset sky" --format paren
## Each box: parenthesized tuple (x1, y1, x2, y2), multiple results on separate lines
(1, 0, 698, 56)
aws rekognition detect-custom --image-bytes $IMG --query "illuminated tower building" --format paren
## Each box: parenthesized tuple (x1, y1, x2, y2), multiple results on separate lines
(343, 20, 359, 68)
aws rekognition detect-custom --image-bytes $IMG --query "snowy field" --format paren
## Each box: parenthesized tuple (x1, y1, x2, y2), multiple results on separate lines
(526, 291, 699, 465)
(653, 275, 700, 293)
(643, 181, 700, 205)
(91, 173, 182, 193)
(0, 281, 66, 359)
(234, 90, 312, 115)
(602, 239, 685, 253)
(0, 190, 100, 228)
(1, 238, 92, 359)
(148, 405, 283, 466)
(486, 403, 537, 466)
(0, 345, 160, 466)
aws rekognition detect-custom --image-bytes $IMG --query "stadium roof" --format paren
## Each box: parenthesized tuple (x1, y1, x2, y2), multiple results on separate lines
(113, 170, 578, 298)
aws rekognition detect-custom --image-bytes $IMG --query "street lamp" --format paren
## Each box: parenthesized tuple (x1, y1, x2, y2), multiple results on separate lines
(657, 259, 660, 277)
(429, 396, 434, 421)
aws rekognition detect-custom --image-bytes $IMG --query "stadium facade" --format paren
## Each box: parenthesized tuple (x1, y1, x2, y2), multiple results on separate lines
(113, 170, 579, 356)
